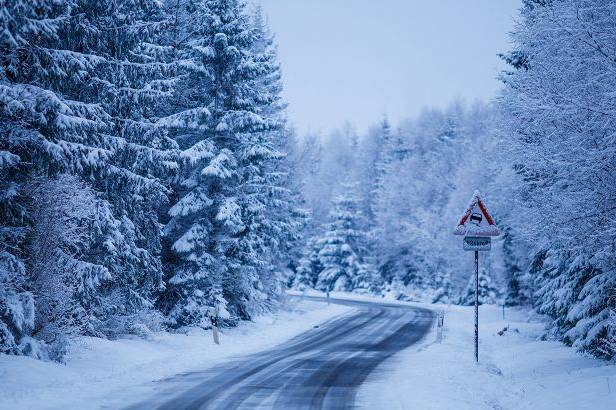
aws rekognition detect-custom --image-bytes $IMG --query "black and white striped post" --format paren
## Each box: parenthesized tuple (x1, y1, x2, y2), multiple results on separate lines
(474, 249, 479, 362)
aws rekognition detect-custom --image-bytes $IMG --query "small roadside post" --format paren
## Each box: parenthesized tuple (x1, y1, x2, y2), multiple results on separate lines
(209, 306, 220, 345)
(453, 191, 500, 363)
(436, 311, 445, 343)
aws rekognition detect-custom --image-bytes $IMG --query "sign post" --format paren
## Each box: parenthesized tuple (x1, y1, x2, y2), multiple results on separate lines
(453, 191, 499, 363)
(474, 249, 479, 363)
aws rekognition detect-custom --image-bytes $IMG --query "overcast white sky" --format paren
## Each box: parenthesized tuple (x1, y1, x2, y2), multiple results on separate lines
(255, 0, 521, 135)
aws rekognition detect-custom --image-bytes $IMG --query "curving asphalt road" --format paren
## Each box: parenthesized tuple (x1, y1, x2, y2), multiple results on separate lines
(128, 297, 434, 410)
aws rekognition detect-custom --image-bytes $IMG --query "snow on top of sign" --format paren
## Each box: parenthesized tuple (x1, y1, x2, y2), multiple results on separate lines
(453, 190, 500, 236)
(454, 223, 500, 236)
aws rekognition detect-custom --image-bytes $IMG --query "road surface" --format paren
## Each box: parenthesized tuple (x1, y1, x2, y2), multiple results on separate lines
(128, 297, 434, 410)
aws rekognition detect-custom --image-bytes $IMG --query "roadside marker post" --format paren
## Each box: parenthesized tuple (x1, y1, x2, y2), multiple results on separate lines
(436, 311, 445, 343)
(209, 306, 220, 345)
(453, 191, 500, 363)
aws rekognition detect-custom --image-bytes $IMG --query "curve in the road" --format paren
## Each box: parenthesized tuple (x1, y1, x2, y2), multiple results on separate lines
(128, 297, 434, 410)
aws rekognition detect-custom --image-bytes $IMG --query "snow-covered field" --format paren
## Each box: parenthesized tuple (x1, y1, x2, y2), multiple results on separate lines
(358, 300, 616, 410)
(0, 298, 351, 410)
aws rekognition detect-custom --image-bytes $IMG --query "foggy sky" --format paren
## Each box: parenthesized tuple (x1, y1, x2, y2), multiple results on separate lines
(256, 0, 521, 134)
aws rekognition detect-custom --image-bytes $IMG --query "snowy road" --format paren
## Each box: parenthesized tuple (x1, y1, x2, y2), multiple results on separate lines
(128, 297, 434, 410)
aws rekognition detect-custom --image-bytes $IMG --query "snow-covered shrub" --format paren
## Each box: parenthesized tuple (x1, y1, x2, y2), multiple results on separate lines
(25, 175, 109, 359)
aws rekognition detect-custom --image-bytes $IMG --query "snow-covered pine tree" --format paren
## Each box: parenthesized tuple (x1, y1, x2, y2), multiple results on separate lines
(458, 266, 499, 306)
(502, 225, 530, 306)
(158, 0, 229, 328)
(275, 129, 310, 287)
(313, 190, 377, 293)
(237, 6, 306, 310)
(162, 0, 297, 325)
(293, 237, 322, 291)
(432, 271, 452, 304)
(0, 0, 110, 356)
(499, 0, 616, 358)
(0, 136, 34, 355)
(1, 0, 176, 348)
(47, 0, 176, 333)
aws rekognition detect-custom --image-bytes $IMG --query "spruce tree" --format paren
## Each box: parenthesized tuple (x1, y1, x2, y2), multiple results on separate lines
(0, 0, 107, 355)
(162, 0, 297, 325)
(312, 191, 376, 293)
(458, 267, 499, 306)
(293, 238, 322, 291)
(432, 271, 452, 304)
(49, 0, 175, 332)
(502, 226, 529, 306)
(1, 0, 176, 350)
(499, 0, 616, 358)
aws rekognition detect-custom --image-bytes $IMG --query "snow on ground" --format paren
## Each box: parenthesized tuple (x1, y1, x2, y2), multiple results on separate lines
(357, 300, 616, 410)
(0, 297, 351, 410)
(2, 290, 614, 410)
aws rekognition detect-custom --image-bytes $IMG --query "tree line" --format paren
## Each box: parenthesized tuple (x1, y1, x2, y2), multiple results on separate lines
(290, 0, 615, 359)
(1, 0, 613, 363)
(0, 0, 303, 361)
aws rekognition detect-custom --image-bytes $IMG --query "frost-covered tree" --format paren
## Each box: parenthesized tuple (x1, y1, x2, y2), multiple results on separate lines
(499, 0, 616, 358)
(371, 103, 472, 299)
(369, 117, 394, 218)
(432, 271, 453, 304)
(293, 237, 322, 291)
(161, 0, 298, 325)
(501, 225, 530, 306)
(0, 0, 178, 353)
(458, 267, 499, 306)
(0, 142, 34, 355)
(310, 190, 377, 293)
(25, 175, 109, 360)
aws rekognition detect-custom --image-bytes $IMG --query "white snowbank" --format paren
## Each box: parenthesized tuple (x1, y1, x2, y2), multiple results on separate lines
(358, 302, 616, 410)
(0, 298, 351, 410)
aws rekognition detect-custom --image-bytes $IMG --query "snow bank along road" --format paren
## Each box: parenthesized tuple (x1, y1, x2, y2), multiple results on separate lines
(128, 297, 434, 409)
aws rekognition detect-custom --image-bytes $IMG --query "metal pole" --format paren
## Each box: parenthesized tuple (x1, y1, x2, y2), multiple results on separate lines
(474, 250, 479, 363)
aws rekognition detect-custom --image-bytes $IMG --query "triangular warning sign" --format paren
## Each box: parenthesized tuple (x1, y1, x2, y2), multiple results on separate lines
(453, 191, 500, 237)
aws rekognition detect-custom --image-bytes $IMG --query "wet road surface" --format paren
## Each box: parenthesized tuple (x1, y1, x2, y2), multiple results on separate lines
(128, 297, 434, 410)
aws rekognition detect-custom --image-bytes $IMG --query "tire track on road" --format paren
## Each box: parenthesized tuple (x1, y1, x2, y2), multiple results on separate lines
(128, 298, 434, 410)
